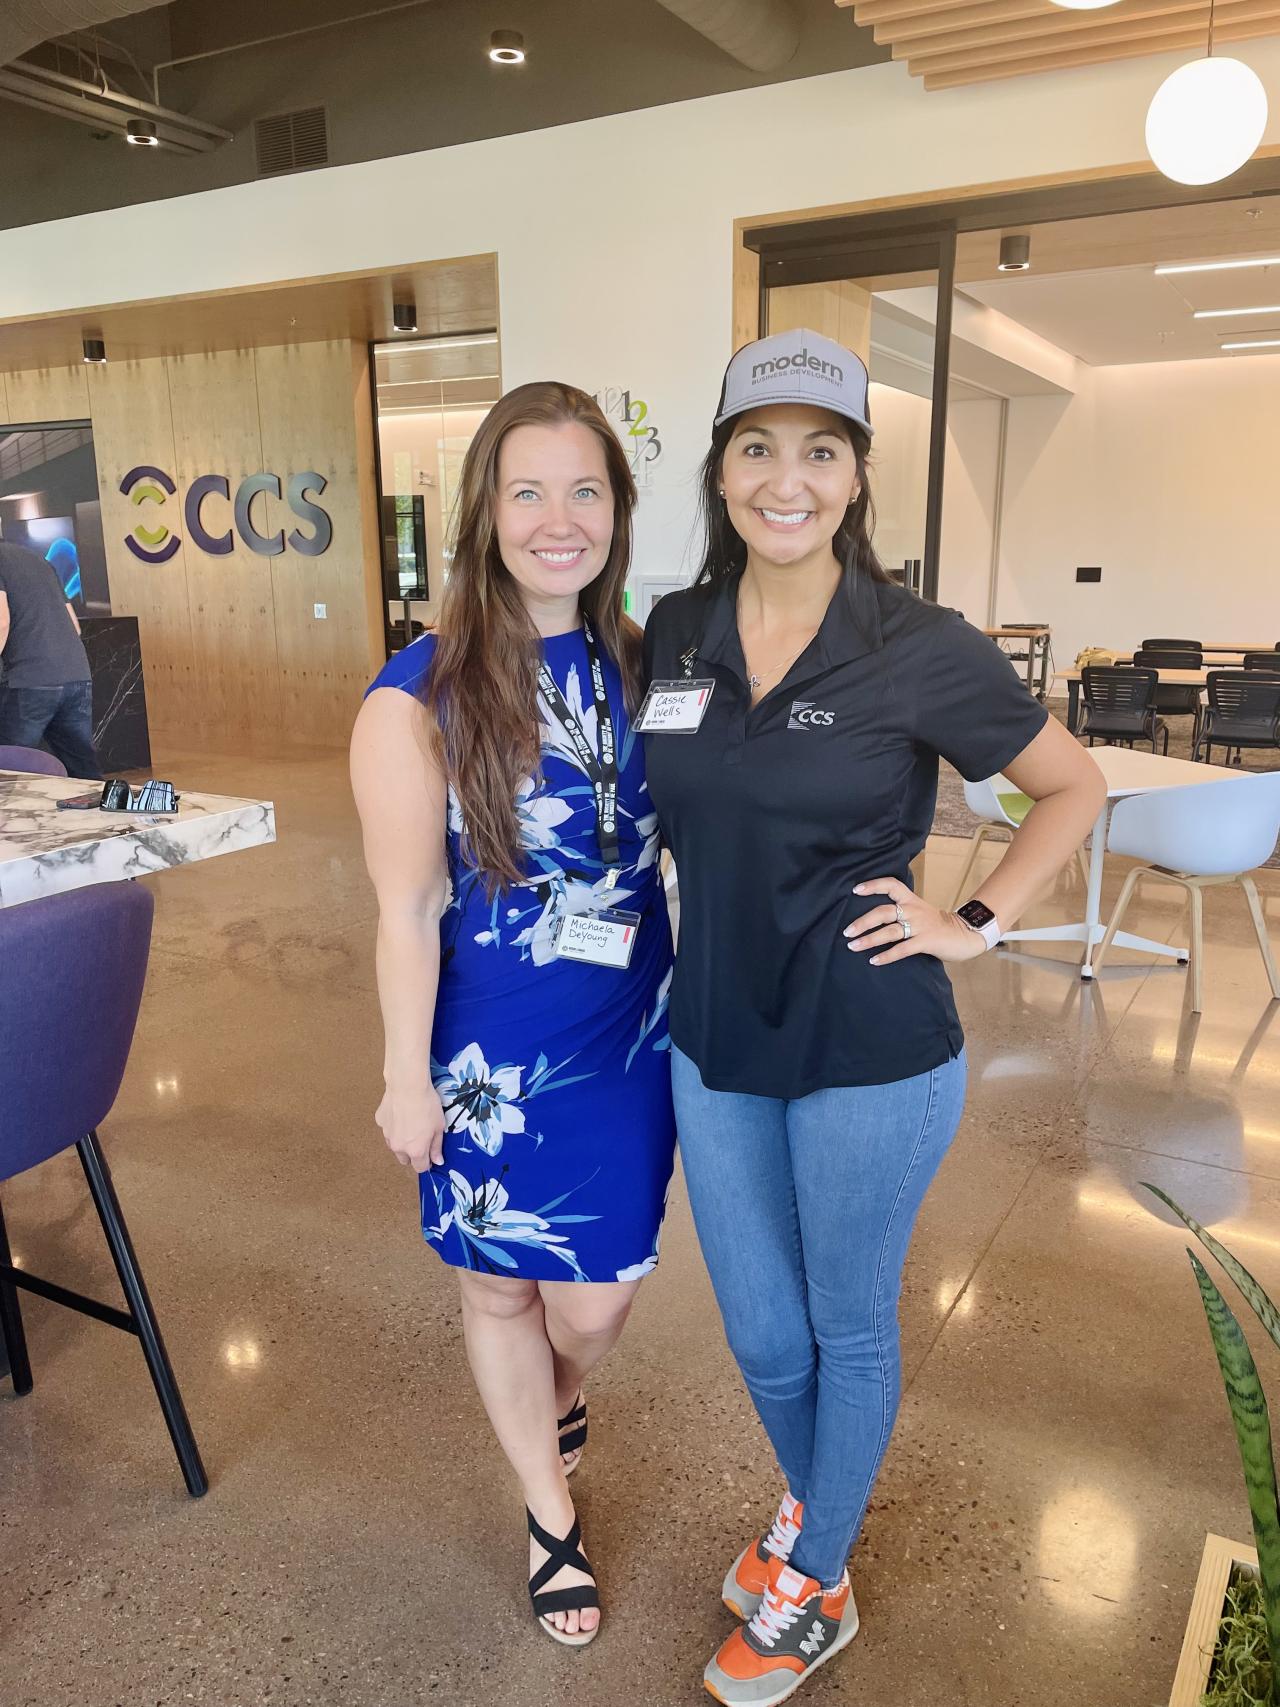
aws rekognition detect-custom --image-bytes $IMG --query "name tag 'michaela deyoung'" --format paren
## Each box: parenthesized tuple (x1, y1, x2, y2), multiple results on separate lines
(554, 908, 642, 969)
(635, 680, 715, 734)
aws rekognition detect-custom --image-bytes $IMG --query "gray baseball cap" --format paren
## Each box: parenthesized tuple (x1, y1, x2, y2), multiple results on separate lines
(714, 327, 873, 438)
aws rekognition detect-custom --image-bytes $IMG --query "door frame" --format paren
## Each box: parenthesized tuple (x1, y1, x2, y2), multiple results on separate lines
(732, 151, 1280, 603)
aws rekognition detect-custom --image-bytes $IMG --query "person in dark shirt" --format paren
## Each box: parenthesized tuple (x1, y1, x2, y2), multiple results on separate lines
(0, 539, 101, 779)
(643, 330, 1105, 1707)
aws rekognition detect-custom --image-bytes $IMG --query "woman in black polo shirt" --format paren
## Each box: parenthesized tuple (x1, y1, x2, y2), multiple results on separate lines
(642, 330, 1104, 1707)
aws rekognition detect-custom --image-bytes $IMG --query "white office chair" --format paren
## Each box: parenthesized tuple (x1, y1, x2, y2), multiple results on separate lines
(949, 776, 1090, 913)
(1092, 772, 1280, 1012)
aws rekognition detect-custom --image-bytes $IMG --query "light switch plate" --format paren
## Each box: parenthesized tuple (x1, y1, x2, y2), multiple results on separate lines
(314, 603, 327, 618)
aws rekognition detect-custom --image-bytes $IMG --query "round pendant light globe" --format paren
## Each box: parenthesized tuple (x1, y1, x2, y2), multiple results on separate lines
(1145, 56, 1269, 185)
(1048, 0, 1123, 11)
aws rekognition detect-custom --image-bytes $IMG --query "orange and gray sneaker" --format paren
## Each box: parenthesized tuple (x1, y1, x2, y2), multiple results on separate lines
(705, 1556, 860, 1707)
(722, 1493, 804, 1620)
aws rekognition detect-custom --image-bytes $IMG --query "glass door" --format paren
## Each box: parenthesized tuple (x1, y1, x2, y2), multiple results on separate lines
(758, 228, 957, 603)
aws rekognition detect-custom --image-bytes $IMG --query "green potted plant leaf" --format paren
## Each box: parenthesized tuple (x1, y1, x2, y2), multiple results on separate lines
(1145, 1183, 1280, 1706)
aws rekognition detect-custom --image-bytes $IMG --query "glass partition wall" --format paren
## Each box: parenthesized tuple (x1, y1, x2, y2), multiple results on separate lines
(372, 330, 501, 653)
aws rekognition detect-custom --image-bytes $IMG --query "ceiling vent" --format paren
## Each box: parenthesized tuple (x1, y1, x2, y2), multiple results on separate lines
(254, 106, 328, 177)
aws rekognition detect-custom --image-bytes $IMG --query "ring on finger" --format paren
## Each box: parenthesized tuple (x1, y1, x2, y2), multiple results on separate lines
(894, 901, 906, 925)
(900, 920, 912, 941)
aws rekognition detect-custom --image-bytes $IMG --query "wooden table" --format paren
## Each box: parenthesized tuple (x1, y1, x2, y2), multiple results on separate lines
(1055, 666, 1210, 736)
(984, 626, 1051, 699)
(1000, 746, 1238, 977)
(0, 770, 276, 907)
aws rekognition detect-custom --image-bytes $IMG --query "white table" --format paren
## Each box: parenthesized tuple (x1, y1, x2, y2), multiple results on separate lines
(0, 770, 276, 908)
(999, 746, 1238, 977)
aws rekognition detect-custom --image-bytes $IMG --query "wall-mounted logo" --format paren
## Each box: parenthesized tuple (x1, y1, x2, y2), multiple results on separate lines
(121, 465, 182, 564)
(592, 389, 663, 492)
(120, 466, 334, 562)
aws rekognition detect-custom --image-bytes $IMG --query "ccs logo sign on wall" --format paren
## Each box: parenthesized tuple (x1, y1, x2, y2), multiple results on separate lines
(120, 466, 334, 564)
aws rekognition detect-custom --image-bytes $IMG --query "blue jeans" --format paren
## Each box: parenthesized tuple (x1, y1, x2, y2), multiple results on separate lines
(0, 681, 102, 780)
(672, 1044, 967, 1587)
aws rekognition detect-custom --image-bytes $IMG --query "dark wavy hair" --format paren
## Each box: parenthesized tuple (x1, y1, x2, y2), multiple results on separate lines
(692, 413, 892, 588)
(423, 381, 641, 895)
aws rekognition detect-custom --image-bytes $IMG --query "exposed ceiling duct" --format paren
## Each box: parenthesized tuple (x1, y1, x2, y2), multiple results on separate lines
(0, 1, 155, 68)
(0, 58, 232, 151)
(653, 0, 800, 73)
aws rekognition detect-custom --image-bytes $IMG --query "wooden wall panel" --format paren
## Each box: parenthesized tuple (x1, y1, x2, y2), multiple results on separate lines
(256, 341, 383, 746)
(1, 364, 90, 424)
(767, 282, 873, 362)
(166, 349, 282, 740)
(5, 339, 384, 749)
(86, 357, 196, 734)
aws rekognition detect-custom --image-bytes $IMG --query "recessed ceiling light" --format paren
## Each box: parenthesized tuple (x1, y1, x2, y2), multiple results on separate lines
(1193, 304, 1280, 318)
(125, 118, 159, 147)
(392, 301, 418, 333)
(381, 335, 499, 354)
(1156, 256, 1280, 275)
(1222, 337, 1280, 350)
(489, 29, 525, 63)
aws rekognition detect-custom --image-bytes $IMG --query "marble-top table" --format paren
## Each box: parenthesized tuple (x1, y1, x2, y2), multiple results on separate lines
(0, 770, 276, 908)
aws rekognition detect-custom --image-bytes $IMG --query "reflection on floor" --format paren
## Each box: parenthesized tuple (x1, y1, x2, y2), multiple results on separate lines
(3, 740, 1279, 1707)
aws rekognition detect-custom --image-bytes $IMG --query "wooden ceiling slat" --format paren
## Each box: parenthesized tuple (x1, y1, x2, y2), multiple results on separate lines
(879, 0, 1258, 46)
(917, 12, 1280, 81)
(901, 0, 1279, 62)
(838, 0, 1280, 88)
(880, 0, 1184, 44)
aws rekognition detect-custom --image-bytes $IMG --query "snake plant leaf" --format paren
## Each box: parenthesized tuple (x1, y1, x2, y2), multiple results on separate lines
(1144, 1182, 1280, 1358)
(1190, 1250, 1280, 1703)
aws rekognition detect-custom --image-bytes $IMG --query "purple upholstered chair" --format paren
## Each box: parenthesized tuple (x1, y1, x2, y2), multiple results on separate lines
(0, 882, 206, 1497)
(0, 745, 67, 776)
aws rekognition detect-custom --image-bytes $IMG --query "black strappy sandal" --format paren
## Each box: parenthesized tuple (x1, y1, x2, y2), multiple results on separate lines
(527, 1508, 600, 1647)
(557, 1391, 588, 1476)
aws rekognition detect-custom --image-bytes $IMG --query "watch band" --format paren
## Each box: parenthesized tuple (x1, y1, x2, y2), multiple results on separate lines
(958, 911, 1001, 951)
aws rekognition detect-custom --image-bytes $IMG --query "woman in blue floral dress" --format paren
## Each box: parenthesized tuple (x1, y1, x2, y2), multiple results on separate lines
(351, 382, 675, 1649)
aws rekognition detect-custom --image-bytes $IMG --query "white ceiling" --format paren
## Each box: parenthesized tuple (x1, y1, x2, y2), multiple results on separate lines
(962, 255, 1280, 368)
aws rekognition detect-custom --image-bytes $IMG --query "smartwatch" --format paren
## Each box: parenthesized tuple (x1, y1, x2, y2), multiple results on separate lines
(956, 898, 1001, 951)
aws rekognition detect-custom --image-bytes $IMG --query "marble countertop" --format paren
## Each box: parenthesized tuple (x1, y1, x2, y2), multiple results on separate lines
(0, 770, 276, 907)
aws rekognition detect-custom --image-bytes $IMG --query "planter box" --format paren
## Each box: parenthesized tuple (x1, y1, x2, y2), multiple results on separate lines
(1169, 1533, 1261, 1706)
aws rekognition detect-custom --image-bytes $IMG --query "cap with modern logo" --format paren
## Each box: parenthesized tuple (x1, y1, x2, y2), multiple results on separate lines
(714, 327, 873, 438)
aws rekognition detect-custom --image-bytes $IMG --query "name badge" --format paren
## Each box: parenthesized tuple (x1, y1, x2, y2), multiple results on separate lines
(553, 908, 641, 969)
(635, 679, 715, 734)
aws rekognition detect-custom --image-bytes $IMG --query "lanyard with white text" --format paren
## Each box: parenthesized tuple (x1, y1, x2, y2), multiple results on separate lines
(537, 616, 621, 886)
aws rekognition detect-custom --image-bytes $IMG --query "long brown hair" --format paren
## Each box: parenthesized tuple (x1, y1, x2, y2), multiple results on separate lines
(424, 381, 642, 894)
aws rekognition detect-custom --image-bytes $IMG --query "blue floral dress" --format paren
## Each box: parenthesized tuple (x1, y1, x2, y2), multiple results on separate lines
(366, 629, 676, 1282)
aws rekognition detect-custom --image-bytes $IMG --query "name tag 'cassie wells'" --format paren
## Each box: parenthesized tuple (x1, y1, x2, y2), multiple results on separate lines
(635, 679, 715, 734)
(553, 908, 642, 969)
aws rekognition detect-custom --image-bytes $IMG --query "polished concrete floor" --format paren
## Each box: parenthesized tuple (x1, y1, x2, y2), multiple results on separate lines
(3, 735, 1280, 1707)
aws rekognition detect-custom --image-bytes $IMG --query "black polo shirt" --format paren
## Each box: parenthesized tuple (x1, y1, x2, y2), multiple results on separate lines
(643, 569, 1049, 1098)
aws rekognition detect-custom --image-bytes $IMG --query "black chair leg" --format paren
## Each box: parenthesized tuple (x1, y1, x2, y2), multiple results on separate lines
(77, 1133, 208, 1498)
(0, 1191, 33, 1396)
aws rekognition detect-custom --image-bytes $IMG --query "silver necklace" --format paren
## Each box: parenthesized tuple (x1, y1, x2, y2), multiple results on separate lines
(745, 637, 814, 697)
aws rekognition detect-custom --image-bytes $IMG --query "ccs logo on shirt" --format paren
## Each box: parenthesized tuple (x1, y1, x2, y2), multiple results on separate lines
(788, 700, 835, 730)
(120, 465, 334, 563)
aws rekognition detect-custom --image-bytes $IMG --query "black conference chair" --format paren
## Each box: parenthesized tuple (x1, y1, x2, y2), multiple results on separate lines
(1132, 647, 1203, 726)
(1242, 652, 1280, 673)
(1193, 671, 1280, 766)
(1079, 666, 1168, 754)
(1141, 637, 1202, 652)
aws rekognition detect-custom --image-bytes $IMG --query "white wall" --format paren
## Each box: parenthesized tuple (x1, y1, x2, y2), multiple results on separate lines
(863, 385, 1003, 620)
(995, 353, 1280, 666)
(4, 49, 1280, 600)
